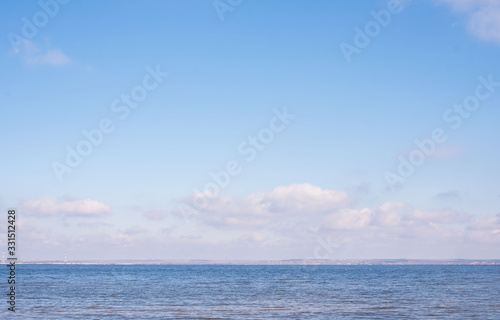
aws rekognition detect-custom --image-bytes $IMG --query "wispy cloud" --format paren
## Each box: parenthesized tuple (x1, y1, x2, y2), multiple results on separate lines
(124, 226, 148, 235)
(77, 221, 114, 228)
(143, 209, 171, 221)
(13, 40, 71, 66)
(467, 213, 500, 230)
(435, 189, 462, 199)
(184, 183, 351, 229)
(14, 185, 500, 260)
(180, 184, 473, 237)
(20, 196, 111, 217)
(438, 0, 500, 44)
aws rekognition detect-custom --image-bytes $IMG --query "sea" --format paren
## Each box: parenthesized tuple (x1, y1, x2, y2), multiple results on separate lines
(3, 264, 500, 319)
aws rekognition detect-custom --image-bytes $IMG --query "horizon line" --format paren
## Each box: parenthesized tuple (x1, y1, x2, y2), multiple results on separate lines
(9, 258, 500, 266)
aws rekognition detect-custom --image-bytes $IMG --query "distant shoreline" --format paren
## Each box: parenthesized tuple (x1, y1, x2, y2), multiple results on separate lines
(9, 259, 500, 266)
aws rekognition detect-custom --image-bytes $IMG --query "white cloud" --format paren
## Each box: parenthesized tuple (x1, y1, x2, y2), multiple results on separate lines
(260, 183, 351, 214)
(197, 183, 350, 215)
(184, 183, 351, 229)
(468, 213, 500, 230)
(181, 184, 475, 239)
(325, 208, 373, 230)
(20, 196, 111, 217)
(438, 0, 500, 44)
(13, 40, 71, 66)
(407, 208, 469, 224)
(27, 48, 71, 66)
(109, 184, 500, 259)
(372, 202, 410, 227)
(16, 184, 499, 260)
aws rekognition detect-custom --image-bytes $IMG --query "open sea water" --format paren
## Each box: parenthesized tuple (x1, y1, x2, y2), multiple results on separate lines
(2, 264, 499, 319)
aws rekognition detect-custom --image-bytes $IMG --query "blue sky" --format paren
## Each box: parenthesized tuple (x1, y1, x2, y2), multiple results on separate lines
(1, 0, 500, 261)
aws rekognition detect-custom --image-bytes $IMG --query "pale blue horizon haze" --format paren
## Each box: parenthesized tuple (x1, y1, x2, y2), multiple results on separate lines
(1, 0, 500, 261)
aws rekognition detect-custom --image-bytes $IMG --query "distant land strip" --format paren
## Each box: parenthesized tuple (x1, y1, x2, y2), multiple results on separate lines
(10, 259, 500, 265)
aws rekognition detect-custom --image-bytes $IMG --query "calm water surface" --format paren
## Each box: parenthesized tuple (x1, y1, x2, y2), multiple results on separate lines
(2, 265, 499, 319)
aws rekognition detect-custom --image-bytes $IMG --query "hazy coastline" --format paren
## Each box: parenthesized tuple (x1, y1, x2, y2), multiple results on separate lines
(13, 259, 500, 265)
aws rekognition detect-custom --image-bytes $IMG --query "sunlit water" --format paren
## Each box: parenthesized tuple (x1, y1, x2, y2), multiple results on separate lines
(3, 265, 500, 319)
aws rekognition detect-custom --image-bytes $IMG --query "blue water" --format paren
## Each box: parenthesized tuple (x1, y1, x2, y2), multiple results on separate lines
(2, 265, 500, 319)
